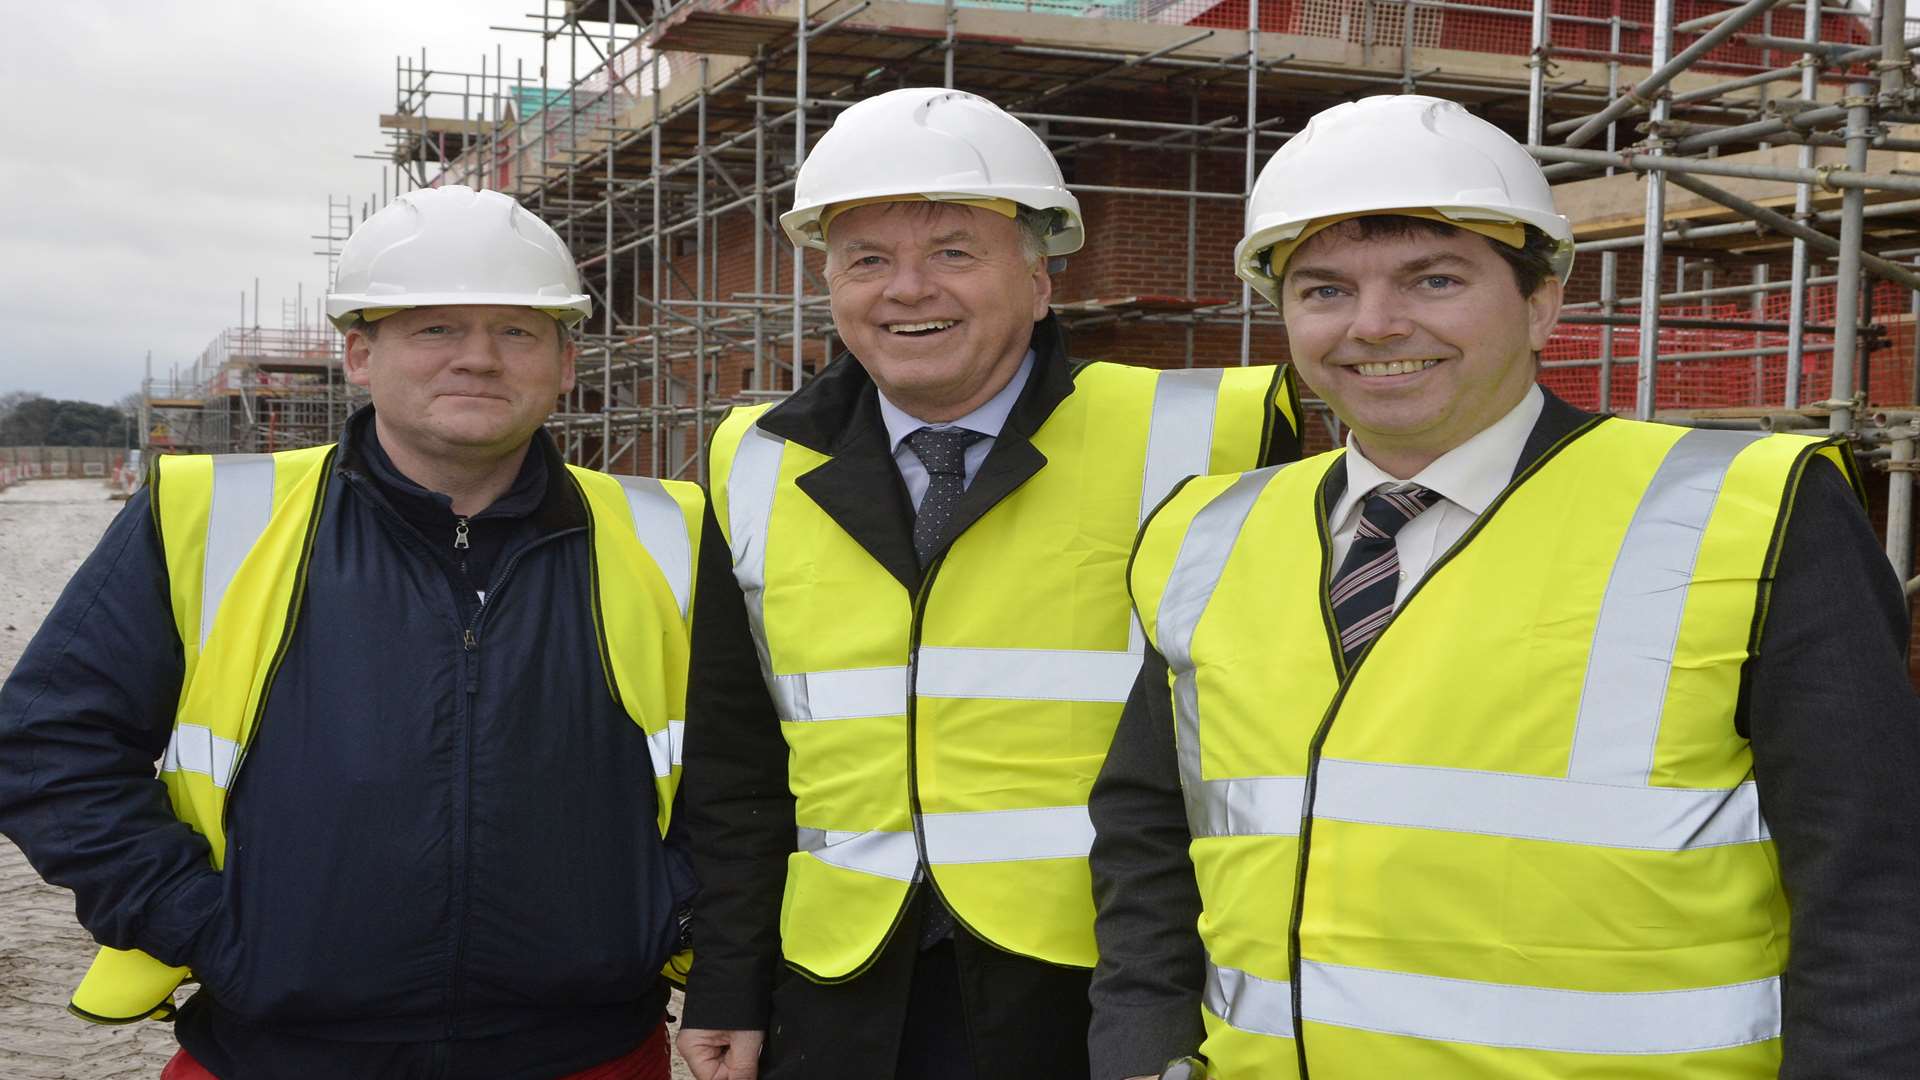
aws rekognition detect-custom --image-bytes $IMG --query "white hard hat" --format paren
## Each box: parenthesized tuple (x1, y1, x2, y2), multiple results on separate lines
(326, 185, 592, 332)
(1234, 95, 1574, 307)
(781, 87, 1084, 256)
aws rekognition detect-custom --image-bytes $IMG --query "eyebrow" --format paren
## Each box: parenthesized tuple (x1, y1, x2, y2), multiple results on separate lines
(1286, 251, 1477, 285)
(835, 229, 981, 257)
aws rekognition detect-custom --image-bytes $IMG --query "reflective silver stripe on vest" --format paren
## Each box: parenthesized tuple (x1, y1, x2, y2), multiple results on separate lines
(1314, 758, 1766, 850)
(770, 647, 1143, 721)
(1206, 959, 1296, 1039)
(615, 474, 694, 619)
(798, 805, 1096, 879)
(916, 646, 1140, 703)
(797, 826, 919, 881)
(1192, 776, 1306, 838)
(1133, 368, 1228, 655)
(1154, 468, 1282, 837)
(1570, 428, 1763, 785)
(1141, 368, 1225, 524)
(771, 666, 909, 722)
(643, 719, 688, 779)
(1208, 958, 1780, 1054)
(1306, 959, 1779, 1054)
(161, 721, 241, 789)
(201, 455, 277, 648)
(724, 424, 787, 689)
(725, 424, 785, 624)
(923, 805, 1095, 862)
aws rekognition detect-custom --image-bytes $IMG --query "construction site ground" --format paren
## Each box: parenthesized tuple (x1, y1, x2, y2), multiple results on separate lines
(0, 479, 692, 1079)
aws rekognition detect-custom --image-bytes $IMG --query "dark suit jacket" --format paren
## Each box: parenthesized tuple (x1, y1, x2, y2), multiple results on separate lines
(1086, 390, 1920, 1079)
(679, 314, 1302, 1079)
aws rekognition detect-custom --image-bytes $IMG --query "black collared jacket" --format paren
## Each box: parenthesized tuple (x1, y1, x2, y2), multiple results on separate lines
(679, 315, 1301, 1079)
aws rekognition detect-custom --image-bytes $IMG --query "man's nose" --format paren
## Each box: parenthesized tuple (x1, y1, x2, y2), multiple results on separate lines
(1347, 288, 1413, 344)
(882, 261, 935, 305)
(449, 334, 506, 373)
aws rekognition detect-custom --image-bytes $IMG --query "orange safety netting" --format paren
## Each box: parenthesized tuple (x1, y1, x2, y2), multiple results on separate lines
(1539, 281, 1917, 411)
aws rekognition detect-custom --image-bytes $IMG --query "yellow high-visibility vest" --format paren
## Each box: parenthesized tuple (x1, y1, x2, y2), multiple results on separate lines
(69, 446, 703, 1024)
(1130, 418, 1856, 1078)
(709, 362, 1296, 980)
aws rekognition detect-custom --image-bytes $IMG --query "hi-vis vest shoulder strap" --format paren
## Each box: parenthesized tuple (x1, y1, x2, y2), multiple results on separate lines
(69, 448, 703, 1025)
(1129, 421, 1855, 1078)
(707, 361, 1293, 979)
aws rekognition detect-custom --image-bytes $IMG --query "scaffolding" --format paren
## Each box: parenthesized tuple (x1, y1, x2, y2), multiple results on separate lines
(142, 322, 357, 456)
(140, 199, 366, 458)
(361, 0, 1918, 570)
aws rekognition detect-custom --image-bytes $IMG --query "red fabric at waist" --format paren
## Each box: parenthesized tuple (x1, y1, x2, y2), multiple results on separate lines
(160, 1020, 671, 1080)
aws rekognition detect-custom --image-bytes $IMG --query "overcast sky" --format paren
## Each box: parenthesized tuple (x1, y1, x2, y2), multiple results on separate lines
(0, 2, 597, 405)
(8, 4, 1914, 406)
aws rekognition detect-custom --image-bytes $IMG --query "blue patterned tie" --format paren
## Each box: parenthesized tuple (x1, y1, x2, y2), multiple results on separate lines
(906, 426, 986, 568)
(904, 425, 986, 947)
(1330, 485, 1440, 666)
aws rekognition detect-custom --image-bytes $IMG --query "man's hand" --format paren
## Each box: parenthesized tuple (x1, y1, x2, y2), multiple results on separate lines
(677, 1027, 765, 1080)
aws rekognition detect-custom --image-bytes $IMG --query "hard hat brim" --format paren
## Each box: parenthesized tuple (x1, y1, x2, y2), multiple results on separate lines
(326, 293, 593, 333)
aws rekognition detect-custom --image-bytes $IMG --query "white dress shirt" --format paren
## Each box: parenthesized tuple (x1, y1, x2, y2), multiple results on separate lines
(1327, 384, 1544, 607)
(876, 349, 1035, 510)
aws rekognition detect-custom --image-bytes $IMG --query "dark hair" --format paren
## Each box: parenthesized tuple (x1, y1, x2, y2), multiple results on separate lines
(1310, 215, 1559, 298)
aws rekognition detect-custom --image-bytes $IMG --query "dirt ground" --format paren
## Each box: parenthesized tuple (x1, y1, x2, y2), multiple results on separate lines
(0, 479, 694, 1079)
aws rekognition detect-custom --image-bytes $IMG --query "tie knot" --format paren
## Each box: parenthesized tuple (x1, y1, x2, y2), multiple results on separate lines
(906, 426, 985, 478)
(1355, 485, 1439, 541)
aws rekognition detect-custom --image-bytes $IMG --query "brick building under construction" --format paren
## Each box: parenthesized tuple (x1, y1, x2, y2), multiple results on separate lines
(142, 0, 1920, 589)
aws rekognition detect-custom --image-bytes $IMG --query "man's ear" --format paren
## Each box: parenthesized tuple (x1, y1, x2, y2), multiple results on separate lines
(1030, 260, 1054, 321)
(558, 337, 578, 397)
(1526, 276, 1564, 353)
(343, 327, 375, 388)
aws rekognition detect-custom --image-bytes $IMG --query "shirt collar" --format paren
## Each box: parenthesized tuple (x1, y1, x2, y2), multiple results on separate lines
(876, 349, 1035, 455)
(1332, 383, 1544, 527)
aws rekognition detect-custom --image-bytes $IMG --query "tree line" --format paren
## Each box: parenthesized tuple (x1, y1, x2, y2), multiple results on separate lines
(0, 391, 140, 448)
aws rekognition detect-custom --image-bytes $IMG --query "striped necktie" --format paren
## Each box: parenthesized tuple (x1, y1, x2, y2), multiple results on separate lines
(1330, 485, 1441, 666)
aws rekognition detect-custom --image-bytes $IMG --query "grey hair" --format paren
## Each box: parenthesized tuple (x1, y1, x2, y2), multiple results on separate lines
(1014, 208, 1054, 268)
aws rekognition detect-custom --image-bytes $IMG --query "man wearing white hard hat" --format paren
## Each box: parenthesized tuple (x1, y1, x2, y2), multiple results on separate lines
(0, 185, 703, 1079)
(675, 87, 1301, 1079)
(1088, 94, 1920, 1079)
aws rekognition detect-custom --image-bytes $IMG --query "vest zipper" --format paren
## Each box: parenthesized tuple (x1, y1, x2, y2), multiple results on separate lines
(901, 533, 1096, 971)
(902, 558, 942, 928)
(454, 517, 470, 550)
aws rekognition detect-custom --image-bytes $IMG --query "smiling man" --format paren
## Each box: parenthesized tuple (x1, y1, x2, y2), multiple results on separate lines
(1087, 94, 1920, 1079)
(0, 185, 704, 1079)
(674, 88, 1300, 1080)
